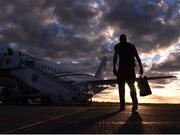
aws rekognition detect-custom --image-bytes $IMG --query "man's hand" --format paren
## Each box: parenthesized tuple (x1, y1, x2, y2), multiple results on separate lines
(139, 68, 143, 75)
(113, 68, 118, 76)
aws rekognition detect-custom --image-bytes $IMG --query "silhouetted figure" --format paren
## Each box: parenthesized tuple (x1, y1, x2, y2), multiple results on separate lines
(113, 34, 143, 111)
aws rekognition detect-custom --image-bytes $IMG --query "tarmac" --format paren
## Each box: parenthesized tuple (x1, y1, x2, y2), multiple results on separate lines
(1, 103, 180, 134)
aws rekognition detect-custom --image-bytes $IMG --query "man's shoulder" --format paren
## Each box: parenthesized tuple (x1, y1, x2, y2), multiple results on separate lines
(114, 42, 136, 50)
(126, 42, 137, 51)
(126, 42, 135, 47)
(114, 43, 120, 49)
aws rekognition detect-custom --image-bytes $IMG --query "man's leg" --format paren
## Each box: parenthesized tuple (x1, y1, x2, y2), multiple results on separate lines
(117, 77, 126, 110)
(127, 80, 138, 111)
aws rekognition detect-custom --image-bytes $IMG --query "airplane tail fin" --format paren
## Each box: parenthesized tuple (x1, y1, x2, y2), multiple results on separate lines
(95, 56, 107, 79)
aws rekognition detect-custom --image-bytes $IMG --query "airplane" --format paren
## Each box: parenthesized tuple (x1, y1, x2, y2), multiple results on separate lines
(0, 46, 177, 105)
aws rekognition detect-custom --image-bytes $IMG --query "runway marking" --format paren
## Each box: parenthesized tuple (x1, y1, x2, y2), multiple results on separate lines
(98, 121, 180, 125)
(4, 107, 96, 133)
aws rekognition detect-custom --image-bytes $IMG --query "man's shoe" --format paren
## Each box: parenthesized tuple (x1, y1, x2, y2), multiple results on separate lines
(132, 105, 138, 111)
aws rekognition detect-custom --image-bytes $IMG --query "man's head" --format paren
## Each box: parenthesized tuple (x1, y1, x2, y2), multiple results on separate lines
(120, 34, 127, 43)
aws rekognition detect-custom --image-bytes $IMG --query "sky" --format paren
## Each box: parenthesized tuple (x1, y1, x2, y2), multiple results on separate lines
(0, 0, 180, 103)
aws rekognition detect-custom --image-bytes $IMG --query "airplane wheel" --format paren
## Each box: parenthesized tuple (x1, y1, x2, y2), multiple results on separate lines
(14, 97, 28, 105)
(1, 88, 16, 105)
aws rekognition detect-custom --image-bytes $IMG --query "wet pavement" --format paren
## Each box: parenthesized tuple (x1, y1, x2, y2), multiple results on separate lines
(1, 103, 180, 134)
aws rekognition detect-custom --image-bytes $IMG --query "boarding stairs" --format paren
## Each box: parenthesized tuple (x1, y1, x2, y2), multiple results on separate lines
(0, 51, 76, 103)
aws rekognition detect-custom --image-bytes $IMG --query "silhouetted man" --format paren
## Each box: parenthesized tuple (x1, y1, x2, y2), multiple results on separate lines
(113, 34, 143, 111)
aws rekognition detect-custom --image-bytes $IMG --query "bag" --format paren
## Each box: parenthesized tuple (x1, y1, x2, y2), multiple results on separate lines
(137, 76, 152, 96)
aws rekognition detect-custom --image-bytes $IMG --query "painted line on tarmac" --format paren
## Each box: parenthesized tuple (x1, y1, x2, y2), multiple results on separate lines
(98, 121, 180, 125)
(4, 107, 96, 133)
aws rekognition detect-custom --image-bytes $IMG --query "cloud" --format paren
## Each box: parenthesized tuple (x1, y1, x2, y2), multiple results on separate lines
(150, 51, 180, 72)
(103, 0, 180, 52)
(56, 0, 100, 25)
(151, 85, 165, 89)
(0, 0, 179, 83)
(0, 0, 56, 50)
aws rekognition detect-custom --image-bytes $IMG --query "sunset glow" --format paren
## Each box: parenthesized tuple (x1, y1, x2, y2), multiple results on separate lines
(93, 78, 180, 104)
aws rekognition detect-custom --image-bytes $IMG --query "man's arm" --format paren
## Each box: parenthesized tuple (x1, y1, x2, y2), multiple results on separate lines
(134, 48, 143, 75)
(113, 47, 118, 76)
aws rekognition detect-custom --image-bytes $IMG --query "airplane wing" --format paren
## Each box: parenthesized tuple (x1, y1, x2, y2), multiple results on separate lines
(86, 79, 117, 85)
(85, 76, 177, 85)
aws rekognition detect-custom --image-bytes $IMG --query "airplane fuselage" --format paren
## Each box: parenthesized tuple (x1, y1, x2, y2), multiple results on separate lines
(0, 47, 107, 104)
